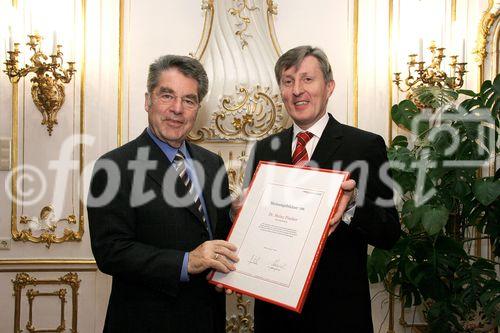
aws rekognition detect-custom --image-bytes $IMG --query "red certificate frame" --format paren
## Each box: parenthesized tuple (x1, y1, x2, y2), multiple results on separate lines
(209, 161, 349, 313)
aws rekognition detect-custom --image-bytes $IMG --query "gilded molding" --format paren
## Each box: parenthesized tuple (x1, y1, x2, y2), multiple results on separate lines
(26, 288, 67, 333)
(225, 294, 254, 332)
(219, 151, 248, 197)
(228, 0, 259, 49)
(189, 86, 284, 141)
(266, 0, 281, 56)
(388, 0, 393, 144)
(11, 83, 19, 242)
(190, 0, 215, 60)
(353, 0, 359, 128)
(10, 0, 87, 247)
(213, 85, 284, 140)
(473, 0, 499, 64)
(187, 127, 216, 142)
(0, 259, 96, 266)
(13, 205, 83, 248)
(13, 272, 80, 333)
(118, 0, 124, 146)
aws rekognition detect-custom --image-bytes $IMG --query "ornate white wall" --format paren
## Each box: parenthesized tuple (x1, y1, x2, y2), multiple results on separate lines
(0, 0, 497, 332)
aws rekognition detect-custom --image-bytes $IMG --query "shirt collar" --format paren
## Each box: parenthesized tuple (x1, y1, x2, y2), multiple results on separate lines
(292, 112, 329, 139)
(146, 127, 188, 162)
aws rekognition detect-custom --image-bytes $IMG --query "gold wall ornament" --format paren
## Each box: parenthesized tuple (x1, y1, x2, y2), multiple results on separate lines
(190, 0, 215, 60)
(3, 33, 76, 136)
(228, 0, 259, 49)
(473, 0, 499, 64)
(212, 85, 284, 140)
(265, 0, 281, 56)
(13, 272, 80, 333)
(26, 288, 67, 333)
(187, 127, 216, 142)
(13, 205, 83, 248)
(218, 150, 248, 197)
(225, 294, 254, 332)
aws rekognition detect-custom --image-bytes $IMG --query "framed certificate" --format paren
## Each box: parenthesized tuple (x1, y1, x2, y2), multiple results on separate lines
(209, 161, 349, 313)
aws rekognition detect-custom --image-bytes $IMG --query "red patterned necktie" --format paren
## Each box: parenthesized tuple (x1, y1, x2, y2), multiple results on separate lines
(292, 131, 314, 165)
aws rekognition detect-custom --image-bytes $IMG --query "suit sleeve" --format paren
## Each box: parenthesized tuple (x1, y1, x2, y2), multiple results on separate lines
(87, 157, 184, 297)
(348, 135, 400, 249)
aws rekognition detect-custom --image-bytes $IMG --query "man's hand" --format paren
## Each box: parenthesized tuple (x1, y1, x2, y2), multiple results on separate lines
(213, 282, 234, 295)
(188, 240, 239, 275)
(328, 179, 357, 236)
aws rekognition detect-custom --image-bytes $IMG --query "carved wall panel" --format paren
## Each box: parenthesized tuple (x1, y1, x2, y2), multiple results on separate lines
(187, 0, 287, 145)
(5, 0, 86, 248)
(12, 272, 80, 333)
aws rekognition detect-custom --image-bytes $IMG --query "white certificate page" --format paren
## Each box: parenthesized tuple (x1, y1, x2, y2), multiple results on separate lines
(210, 162, 348, 312)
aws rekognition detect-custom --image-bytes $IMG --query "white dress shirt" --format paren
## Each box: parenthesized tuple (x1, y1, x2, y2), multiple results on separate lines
(291, 112, 356, 224)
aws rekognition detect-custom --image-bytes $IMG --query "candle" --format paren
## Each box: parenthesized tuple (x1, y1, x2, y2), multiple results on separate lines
(52, 31, 58, 54)
(29, 7, 33, 35)
(8, 25, 13, 51)
(461, 39, 466, 63)
(418, 38, 423, 62)
(69, 41, 74, 61)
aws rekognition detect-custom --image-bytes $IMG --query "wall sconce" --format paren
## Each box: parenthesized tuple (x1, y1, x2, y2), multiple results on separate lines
(3, 33, 76, 136)
(393, 40, 467, 100)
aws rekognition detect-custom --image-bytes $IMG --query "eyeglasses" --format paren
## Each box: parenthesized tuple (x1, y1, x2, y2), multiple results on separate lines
(153, 92, 199, 110)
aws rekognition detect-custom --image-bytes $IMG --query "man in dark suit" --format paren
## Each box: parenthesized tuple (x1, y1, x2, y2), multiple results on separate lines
(244, 46, 401, 332)
(88, 55, 238, 333)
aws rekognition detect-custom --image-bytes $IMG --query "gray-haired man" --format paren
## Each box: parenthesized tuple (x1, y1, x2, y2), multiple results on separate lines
(244, 45, 400, 332)
(88, 55, 238, 333)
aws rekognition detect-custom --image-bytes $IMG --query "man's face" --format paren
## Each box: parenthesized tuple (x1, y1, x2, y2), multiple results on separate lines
(279, 55, 335, 130)
(145, 68, 200, 148)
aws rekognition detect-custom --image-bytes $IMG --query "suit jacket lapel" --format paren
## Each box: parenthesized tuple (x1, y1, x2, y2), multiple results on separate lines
(138, 131, 205, 225)
(276, 127, 294, 164)
(137, 130, 172, 187)
(310, 114, 344, 167)
(186, 142, 218, 234)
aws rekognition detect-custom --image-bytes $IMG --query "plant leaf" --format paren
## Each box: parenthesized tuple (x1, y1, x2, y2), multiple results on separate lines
(473, 178, 500, 206)
(457, 89, 476, 97)
(391, 100, 419, 130)
(391, 135, 408, 148)
(421, 206, 448, 235)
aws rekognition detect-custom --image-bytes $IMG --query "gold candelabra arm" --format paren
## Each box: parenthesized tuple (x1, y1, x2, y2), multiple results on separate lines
(3, 44, 23, 82)
(448, 55, 458, 78)
(393, 73, 412, 93)
(3, 33, 77, 135)
(48, 46, 76, 83)
(393, 41, 467, 103)
(450, 62, 467, 89)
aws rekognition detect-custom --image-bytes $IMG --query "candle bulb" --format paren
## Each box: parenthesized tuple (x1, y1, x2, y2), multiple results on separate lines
(29, 7, 33, 35)
(461, 39, 466, 63)
(8, 25, 13, 51)
(69, 42, 74, 61)
(418, 38, 423, 62)
(52, 31, 58, 54)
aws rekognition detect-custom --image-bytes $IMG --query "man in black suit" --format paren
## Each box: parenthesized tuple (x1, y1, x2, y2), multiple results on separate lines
(244, 46, 401, 332)
(88, 55, 238, 333)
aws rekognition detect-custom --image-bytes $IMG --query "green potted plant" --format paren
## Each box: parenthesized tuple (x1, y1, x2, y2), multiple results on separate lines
(368, 74, 500, 333)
